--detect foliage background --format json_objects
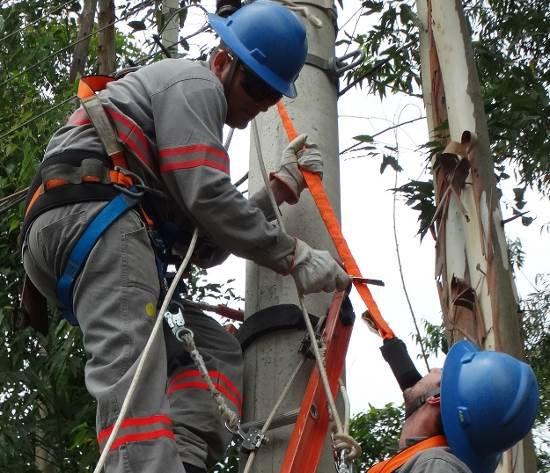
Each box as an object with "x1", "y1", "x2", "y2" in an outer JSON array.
[{"x1": 0, "y1": 0, "x2": 548, "y2": 471}]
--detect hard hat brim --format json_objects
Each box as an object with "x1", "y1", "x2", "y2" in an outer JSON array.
[
  {"x1": 208, "y1": 13, "x2": 298, "y2": 98},
  {"x1": 441, "y1": 340, "x2": 501, "y2": 473}
]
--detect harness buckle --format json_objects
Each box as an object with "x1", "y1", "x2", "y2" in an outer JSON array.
[
  {"x1": 112, "y1": 166, "x2": 145, "y2": 198},
  {"x1": 232, "y1": 424, "x2": 269, "y2": 453},
  {"x1": 163, "y1": 303, "x2": 188, "y2": 342}
]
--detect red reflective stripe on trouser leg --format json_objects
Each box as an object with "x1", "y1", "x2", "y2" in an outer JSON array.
[
  {"x1": 167, "y1": 369, "x2": 242, "y2": 407},
  {"x1": 97, "y1": 414, "x2": 176, "y2": 451},
  {"x1": 22, "y1": 202, "x2": 187, "y2": 472},
  {"x1": 167, "y1": 379, "x2": 242, "y2": 414},
  {"x1": 97, "y1": 414, "x2": 173, "y2": 443},
  {"x1": 164, "y1": 307, "x2": 244, "y2": 468}
]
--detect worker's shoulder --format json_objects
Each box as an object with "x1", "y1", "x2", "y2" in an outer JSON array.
[
  {"x1": 398, "y1": 447, "x2": 472, "y2": 473},
  {"x1": 136, "y1": 58, "x2": 222, "y2": 95}
]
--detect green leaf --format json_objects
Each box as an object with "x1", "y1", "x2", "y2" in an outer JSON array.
[{"x1": 352, "y1": 134, "x2": 374, "y2": 143}]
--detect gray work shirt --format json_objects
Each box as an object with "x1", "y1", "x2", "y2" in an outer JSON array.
[
  {"x1": 45, "y1": 58, "x2": 294, "y2": 272},
  {"x1": 398, "y1": 447, "x2": 472, "y2": 473}
]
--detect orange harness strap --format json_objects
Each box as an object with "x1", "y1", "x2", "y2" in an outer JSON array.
[
  {"x1": 25, "y1": 75, "x2": 142, "y2": 218},
  {"x1": 77, "y1": 75, "x2": 128, "y2": 170},
  {"x1": 276, "y1": 101, "x2": 394, "y2": 340},
  {"x1": 367, "y1": 436, "x2": 448, "y2": 473},
  {"x1": 77, "y1": 75, "x2": 114, "y2": 99}
]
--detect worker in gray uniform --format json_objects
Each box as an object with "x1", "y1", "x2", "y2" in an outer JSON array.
[
  {"x1": 19, "y1": 1, "x2": 349, "y2": 472},
  {"x1": 367, "y1": 340, "x2": 539, "y2": 473}
]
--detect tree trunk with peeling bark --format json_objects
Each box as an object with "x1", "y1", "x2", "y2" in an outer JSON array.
[
  {"x1": 415, "y1": 1, "x2": 537, "y2": 472},
  {"x1": 98, "y1": 0, "x2": 116, "y2": 74},
  {"x1": 69, "y1": 0, "x2": 98, "y2": 83}
]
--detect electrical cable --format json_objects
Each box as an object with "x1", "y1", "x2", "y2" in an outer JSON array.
[
  {"x1": 0, "y1": 192, "x2": 27, "y2": 216},
  {"x1": 391, "y1": 105, "x2": 430, "y2": 371},
  {"x1": 0, "y1": 95, "x2": 75, "y2": 142},
  {"x1": 0, "y1": 187, "x2": 29, "y2": 206},
  {"x1": 0, "y1": 0, "x2": 77, "y2": 44},
  {"x1": 2, "y1": 3, "x2": 210, "y2": 142},
  {"x1": 0, "y1": 1, "x2": 153, "y2": 89},
  {"x1": 232, "y1": 172, "x2": 248, "y2": 189}
]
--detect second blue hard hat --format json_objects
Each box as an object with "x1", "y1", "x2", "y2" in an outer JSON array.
[
  {"x1": 441, "y1": 340, "x2": 539, "y2": 473},
  {"x1": 208, "y1": 0, "x2": 308, "y2": 98}
]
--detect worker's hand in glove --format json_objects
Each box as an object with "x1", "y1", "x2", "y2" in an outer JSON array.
[
  {"x1": 290, "y1": 239, "x2": 350, "y2": 294},
  {"x1": 270, "y1": 134, "x2": 323, "y2": 205}
]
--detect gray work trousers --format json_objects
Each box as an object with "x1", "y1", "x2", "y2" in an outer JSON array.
[{"x1": 22, "y1": 201, "x2": 243, "y2": 473}]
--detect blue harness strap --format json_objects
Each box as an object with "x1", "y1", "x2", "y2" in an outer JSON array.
[{"x1": 56, "y1": 190, "x2": 141, "y2": 325}]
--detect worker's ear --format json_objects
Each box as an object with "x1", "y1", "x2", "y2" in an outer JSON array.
[
  {"x1": 210, "y1": 49, "x2": 232, "y2": 78},
  {"x1": 426, "y1": 394, "x2": 441, "y2": 406}
]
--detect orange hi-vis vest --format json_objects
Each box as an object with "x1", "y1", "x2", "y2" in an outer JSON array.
[{"x1": 367, "y1": 435, "x2": 448, "y2": 473}]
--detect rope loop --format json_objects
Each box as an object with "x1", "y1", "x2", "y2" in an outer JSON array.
[{"x1": 332, "y1": 432, "x2": 362, "y2": 460}]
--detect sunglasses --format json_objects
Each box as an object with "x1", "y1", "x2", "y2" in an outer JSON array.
[{"x1": 236, "y1": 60, "x2": 283, "y2": 103}]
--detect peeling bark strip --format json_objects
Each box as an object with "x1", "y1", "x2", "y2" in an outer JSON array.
[{"x1": 446, "y1": 276, "x2": 486, "y2": 347}]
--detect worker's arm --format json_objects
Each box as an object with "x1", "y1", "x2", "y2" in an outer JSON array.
[{"x1": 151, "y1": 69, "x2": 295, "y2": 273}]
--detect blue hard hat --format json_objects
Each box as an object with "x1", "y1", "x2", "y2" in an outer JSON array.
[
  {"x1": 208, "y1": 0, "x2": 308, "y2": 98},
  {"x1": 441, "y1": 340, "x2": 539, "y2": 473}
]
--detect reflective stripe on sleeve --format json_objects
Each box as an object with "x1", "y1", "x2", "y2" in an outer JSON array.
[{"x1": 159, "y1": 144, "x2": 229, "y2": 174}]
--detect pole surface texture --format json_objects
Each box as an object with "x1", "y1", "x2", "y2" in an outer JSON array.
[{"x1": 243, "y1": 2, "x2": 340, "y2": 472}]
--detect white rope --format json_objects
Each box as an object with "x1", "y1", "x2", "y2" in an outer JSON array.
[
  {"x1": 250, "y1": 118, "x2": 358, "y2": 461},
  {"x1": 93, "y1": 228, "x2": 199, "y2": 473},
  {"x1": 242, "y1": 358, "x2": 307, "y2": 473},
  {"x1": 224, "y1": 127, "x2": 235, "y2": 150},
  {"x1": 330, "y1": 381, "x2": 361, "y2": 462}
]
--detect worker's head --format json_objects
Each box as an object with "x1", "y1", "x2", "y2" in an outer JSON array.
[
  {"x1": 441, "y1": 340, "x2": 539, "y2": 473},
  {"x1": 399, "y1": 368, "x2": 443, "y2": 448},
  {"x1": 208, "y1": 0, "x2": 307, "y2": 128}
]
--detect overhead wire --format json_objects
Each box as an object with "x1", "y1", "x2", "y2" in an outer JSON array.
[
  {"x1": 0, "y1": 0, "x2": 77, "y2": 44},
  {"x1": 0, "y1": 188, "x2": 29, "y2": 217},
  {"x1": 0, "y1": 0, "x2": 153, "y2": 89},
  {"x1": 0, "y1": 6, "x2": 213, "y2": 143},
  {"x1": 0, "y1": 95, "x2": 75, "y2": 142},
  {"x1": 1, "y1": 0, "x2": 213, "y2": 141},
  {"x1": 391, "y1": 105, "x2": 430, "y2": 371}
]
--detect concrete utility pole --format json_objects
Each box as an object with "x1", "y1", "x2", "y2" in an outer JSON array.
[
  {"x1": 243, "y1": 1, "x2": 340, "y2": 472},
  {"x1": 161, "y1": 0, "x2": 180, "y2": 56},
  {"x1": 415, "y1": 1, "x2": 537, "y2": 472}
]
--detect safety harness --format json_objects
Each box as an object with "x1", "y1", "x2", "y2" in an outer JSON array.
[
  {"x1": 21, "y1": 74, "x2": 152, "y2": 325},
  {"x1": 367, "y1": 435, "x2": 448, "y2": 473}
]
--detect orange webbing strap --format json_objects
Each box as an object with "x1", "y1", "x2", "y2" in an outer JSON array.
[
  {"x1": 77, "y1": 75, "x2": 115, "y2": 100},
  {"x1": 77, "y1": 75, "x2": 128, "y2": 170},
  {"x1": 276, "y1": 101, "x2": 394, "y2": 340},
  {"x1": 367, "y1": 435, "x2": 448, "y2": 473},
  {"x1": 25, "y1": 185, "x2": 44, "y2": 216}
]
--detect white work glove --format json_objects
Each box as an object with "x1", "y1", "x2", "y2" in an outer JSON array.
[
  {"x1": 270, "y1": 133, "x2": 323, "y2": 204},
  {"x1": 290, "y1": 239, "x2": 350, "y2": 294}
]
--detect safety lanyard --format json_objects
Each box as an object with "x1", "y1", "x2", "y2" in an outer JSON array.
[{"x1": 276, "y1": 101, "x2": 395, "y2": 340}]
